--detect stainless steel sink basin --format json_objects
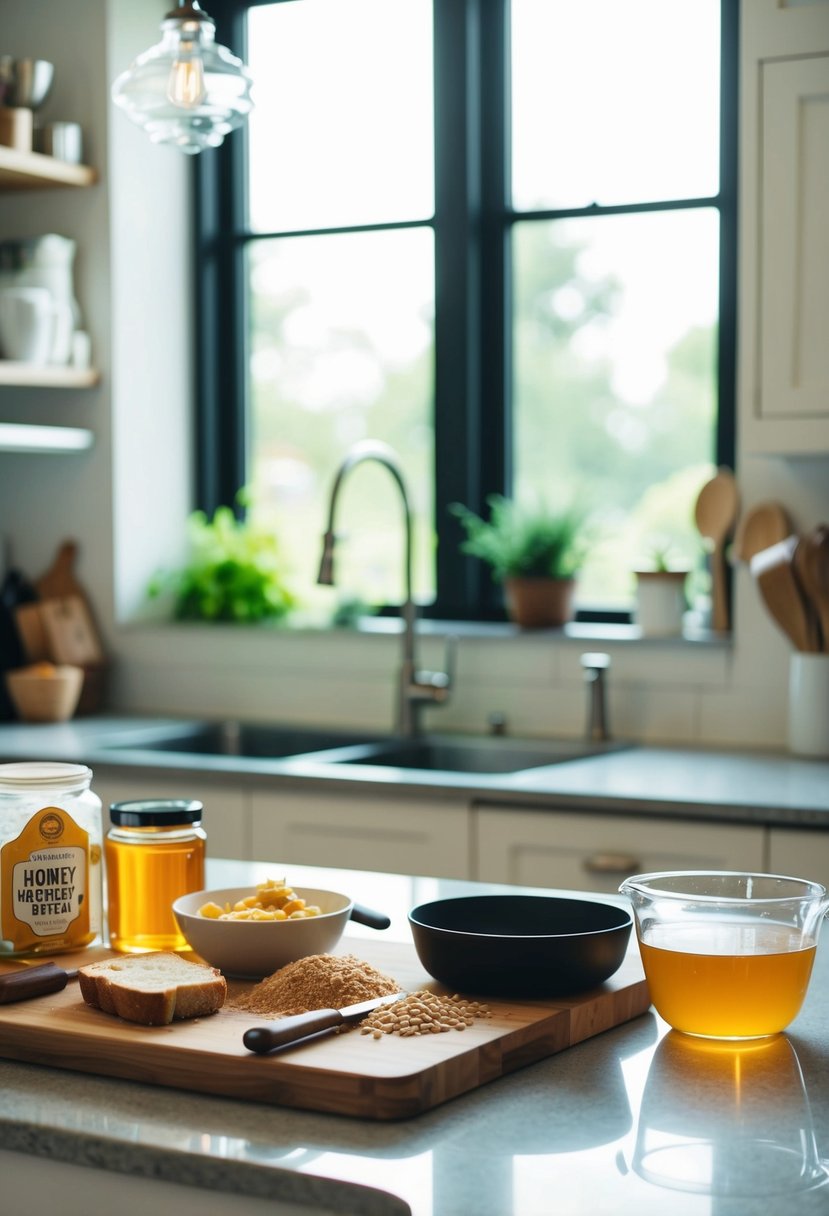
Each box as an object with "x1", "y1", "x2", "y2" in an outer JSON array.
[
  {"x1": 325, "y1": 735, "x2": 628, "y2": 775},
  {"x1": 99, "y1": 721, "x2": 381, "y2": 760}
]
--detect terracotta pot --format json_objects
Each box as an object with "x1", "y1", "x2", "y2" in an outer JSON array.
[{"x1": 503, "y1": 577, "x2": 575, "y2": 629}]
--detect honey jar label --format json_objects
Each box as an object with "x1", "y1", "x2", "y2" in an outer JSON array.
[{"x1": 0, "y1": 805, "x2": 91, "y2": 951}]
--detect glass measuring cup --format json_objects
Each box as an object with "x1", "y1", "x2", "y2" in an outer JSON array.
[{"x1": 619, "y1": 871, "x2": 829, "y2": 1039}]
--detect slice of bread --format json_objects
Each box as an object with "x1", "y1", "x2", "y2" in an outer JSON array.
[{"x1": 78, "y1": 952, "x2": 227, "y2": 1026}]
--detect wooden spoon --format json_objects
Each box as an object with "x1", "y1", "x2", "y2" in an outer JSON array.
[
  {"x1": 694, "y1": 468, "x2": 739, "y2": 632},
  {"x1": 732, "y1": 501, "x2": 792, "y2": 563},
  {"x1": 750, "y1": 536, "x2": 816, "y2": 652},
  {"x1": 799, "y1": 525, "x2": 829, "y2": 652},
  {"x1": 792, "y1": 537, "x2": 823, "y2": 653}
]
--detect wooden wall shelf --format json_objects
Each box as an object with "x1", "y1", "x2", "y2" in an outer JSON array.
[
  {"x1": 0, "y1": 362, "x2": 100, "y2": 388},
  {"x1": 0, "y1": 145, "x2": 97, "y2": 191}
]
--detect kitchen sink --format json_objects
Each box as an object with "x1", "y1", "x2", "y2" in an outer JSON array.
[
  {"x1": 99, "y1": 720, "x2": 381, "y2": 760},
  {"x1": 320, "y1": 735, "x2": 629, "y2": 775}
]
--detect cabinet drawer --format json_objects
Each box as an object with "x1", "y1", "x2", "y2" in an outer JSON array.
[
  {"x1": 768, "y1": 828, "x2": 829, "y2": 887},
  {"x1": 474, "y1": 805, "x2": 766, "y2": 894},
  {"x1": 251, "y1": 789, "x2": 470, "y2": 879}
]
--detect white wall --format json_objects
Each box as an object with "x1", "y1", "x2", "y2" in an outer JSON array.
[{"x1": 0, "y1": 0, "x2": 827, "y2": 752}]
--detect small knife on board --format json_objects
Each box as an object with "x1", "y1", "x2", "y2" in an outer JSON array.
[
  {"x1": 243, "y1": 991, "x2": 406, "y2": 1055},
  {"x1": 0, "y1": 962, "x2": 79, "y2": 1004}
]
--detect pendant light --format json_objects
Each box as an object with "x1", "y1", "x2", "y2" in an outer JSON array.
[{"x1": 111, "y1": 1, "x2": 253, "y2": 155}]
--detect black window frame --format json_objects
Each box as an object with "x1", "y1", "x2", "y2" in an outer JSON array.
[{"x1": 196, "y1": 0, "x2": 738, "y2": 624}]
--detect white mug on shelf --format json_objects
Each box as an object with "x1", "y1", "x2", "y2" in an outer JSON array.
[{"x1": 788, "y1": 653, "x2": 829, "y2": 758}]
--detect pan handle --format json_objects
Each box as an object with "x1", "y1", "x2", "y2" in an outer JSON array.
[{"x1": 349, "y1": 902, "x2": 391, "y2": 930}]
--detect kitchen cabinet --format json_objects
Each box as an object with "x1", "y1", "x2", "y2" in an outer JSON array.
[
  {"x1": 768, "y1": 827, "x2": 829, "y2": 887},
  {"x1": 92, "y1": 770, "x2": 251, "y2": 862},
  {"x1": 740, "y1": 0, "x2": 829, "y2": 454},
  {"x1": 473, "y1": 804, "x2": 766, "y2": 894},
  {"x1": 251, "y1": 787, "x2": 471, "y2": 879}
]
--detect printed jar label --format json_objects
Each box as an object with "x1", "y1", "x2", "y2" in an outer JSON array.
[{"x1": 1, "y1": 806, "x2": 90, "y2": 950}]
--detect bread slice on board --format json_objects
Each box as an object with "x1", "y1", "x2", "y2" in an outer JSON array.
[{"x1": 78, "y1": 953, "x2": 227, "y2": 1026}]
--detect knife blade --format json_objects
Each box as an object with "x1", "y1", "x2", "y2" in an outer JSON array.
[
  {"x1": 243, "y1": 991, "x2": 406, "y2": 1055},
  {"x1": 0, "y1": 962, "x2": 79, "y2": 1004}
]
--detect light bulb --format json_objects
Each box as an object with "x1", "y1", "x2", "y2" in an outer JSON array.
[{"x1": 167, "y1": 54, "x2": 206, "y2": 108}]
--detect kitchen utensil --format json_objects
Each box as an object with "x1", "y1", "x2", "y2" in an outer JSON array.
[
  {"x1": 243, "y1": 992, "x2": 406, "y2": 1054},
  {"x1": 0, "y1": 105, "x2": 32, "y2": 151},
  {"x1": 0, "y1": 58, "x2": 54, "y2": 109},
  {"x1": 732, "y1": 500, "x2": 792, "y2": 563},
  {"x1": 792, "y1": 536, "x2": 823, "y2": 652},
  {"x1": 173, "y1": 886, "x2": 391, "y2": 978},
  {"x1": 0, "y1": 961, "x2": 78, "y2": 1004},
  {"x1": 5, "y1": 662, "x2": 84, "y2": 722},
  {"x1": 797, "y1": 526, "x2": 829, "y2": 651},
  {"x1": 407, "y1": 894, "x2": 632, "y2": 997},
  {"x1": 694, "y1": 468, "x2": 739, "y2": 631},
  {"x1": 619, "y1": 870, "x2": 829, "y2": 1039},
  {"x1": 788, "y1": 653, "x2": 829, "y2": 758},
  {"x1": 750, "y1": 536, "x2": 817, "y2": 652}
]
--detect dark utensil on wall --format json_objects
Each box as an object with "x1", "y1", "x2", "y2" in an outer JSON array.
[{"x1": 408, "y1": 894, "x2": 632, "y2": 998}]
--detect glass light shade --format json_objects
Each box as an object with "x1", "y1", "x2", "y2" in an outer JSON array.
[{"x1": 111, "y1": 4, "x2": 253, "y2": 154}]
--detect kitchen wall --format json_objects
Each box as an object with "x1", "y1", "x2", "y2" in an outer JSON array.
[{"x1": 0, "y1": 0, "x2": 827, "y2": 752}]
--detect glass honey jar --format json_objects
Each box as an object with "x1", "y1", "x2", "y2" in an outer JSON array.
[
  {"x1": 0, "y1": 761, "x2": 103, "y2": 958},
  {"x1": 105, "y1": 799, "x2": 205, "y2": 954}
]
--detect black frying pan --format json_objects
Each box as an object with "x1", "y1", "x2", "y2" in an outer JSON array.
[{"x1": 408, "y1": 894, "x2": 632, "y2": 998}]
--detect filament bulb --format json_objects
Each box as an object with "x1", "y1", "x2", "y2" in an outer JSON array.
[{"x1": 167, "y1": 53, "x2": 206, "y2": 107}]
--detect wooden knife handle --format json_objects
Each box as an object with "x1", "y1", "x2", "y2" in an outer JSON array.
[
  {"x1": 0, "y1": 962, "x2": 72, "y2": 1004},
  {"x1": 243, "y1": 1008, "x2": 345, "y2": 1054}
]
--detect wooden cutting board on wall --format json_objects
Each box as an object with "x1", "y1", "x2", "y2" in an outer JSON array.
[{"x1": 0, "y1": 939, "x2": 650, "y2": 1120}]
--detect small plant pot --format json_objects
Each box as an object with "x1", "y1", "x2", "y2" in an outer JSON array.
[
  {"x1": 634, "y1": 571, "x2": 688, "y2": 637},
  {"x1": 503, "y1": 577, "x2": 575, "y2": 629}
]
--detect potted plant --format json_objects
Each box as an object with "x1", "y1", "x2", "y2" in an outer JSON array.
[
  {"x1": 451, "y1": 495, "x2": 586, "y2": 628},
  {"x1": 633, "y1": 544, "x2": 689, "y2": 637},
  {"x1": 149, "y1": 501, "x2": 296, "y2": 623}
]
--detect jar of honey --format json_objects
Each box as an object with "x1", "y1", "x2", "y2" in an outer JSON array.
[
  {"x1": 0, "y1": 761, "x2": 103, "y2": 958},
  {"x1": 105, "y1": 799, "x2": 205, "y2": 954}
]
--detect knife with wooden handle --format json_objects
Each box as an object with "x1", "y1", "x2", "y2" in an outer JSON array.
[
  {"x1": 0, "y1": 962, "x2": 79, "y2": 1004},
  {"x1": 243, "y1": 991, "x2": 405, "y2": 1054}
]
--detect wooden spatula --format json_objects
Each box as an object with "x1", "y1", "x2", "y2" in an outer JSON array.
[
  {"x1": 732, "y1": 501, "x2": 792, "y2": 563},
  {"x1": 694, "y1": 468, "x2": 739, "y2": 632},
  {"x1": 750, "y1": 536, "x2": 818, "y2": 652}
]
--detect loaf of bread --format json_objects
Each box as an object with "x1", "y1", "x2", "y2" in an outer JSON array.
[{"x1": 78, "y1": 952, "x2": 227, "y2": 1026}]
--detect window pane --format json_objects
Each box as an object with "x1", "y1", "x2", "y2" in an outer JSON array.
[
  {"x1": 511, "y1": 0, "x2": 721, "y2": 209},
  {"x1": 248, "y1": 0, "x2": 434, "y2": 233},
  {"x1": 512, "y1": 210, "x2": 719, "y2": 606},
  {"x1": 248, "y1": 229, "x2": 435, "y2": 613}
]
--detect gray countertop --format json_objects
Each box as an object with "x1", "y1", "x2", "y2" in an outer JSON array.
[
  {"x1": 1, "y1": 858, "x2": 828, "y2": 1216},
  {"x1": 0, "y1": 714, "x2": 828, "y2": 826}
]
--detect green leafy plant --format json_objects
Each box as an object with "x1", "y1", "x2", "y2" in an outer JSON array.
[
  {"x1": 450, "y1": 495, "x2": 587, "y2": 582},
  {"x1": 149, "y1": 504, "x2": 296, "y2": 623}
]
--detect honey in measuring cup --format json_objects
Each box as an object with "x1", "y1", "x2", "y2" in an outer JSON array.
[
  {"x1": 619, "y1": 871, "x2": 828, "y2": 1040},
  {"x1": 105, "y1": 799, "x2": 205, "y2": 953}
]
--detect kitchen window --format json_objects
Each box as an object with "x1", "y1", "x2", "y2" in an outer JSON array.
[{"x1": 197, "y1": 0, "x2": 737, "y2": 623}]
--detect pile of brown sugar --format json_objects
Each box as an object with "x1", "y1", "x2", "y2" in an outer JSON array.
[{"x1": 231, "y1": 953, "x2": 403, "y2": 1017}]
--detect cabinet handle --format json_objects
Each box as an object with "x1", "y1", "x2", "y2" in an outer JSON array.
[{"x1": 582, "y1": 852, "x2": 641, "y2": 876}]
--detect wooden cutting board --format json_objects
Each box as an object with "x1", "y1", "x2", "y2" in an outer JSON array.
[{"x1": 0, "y1": 938, "x2": 650, "y2": 1120}]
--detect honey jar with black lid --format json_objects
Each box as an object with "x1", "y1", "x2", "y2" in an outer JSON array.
[{"x1": 105, "y1": 798, "x2": 205, "y2": 954}]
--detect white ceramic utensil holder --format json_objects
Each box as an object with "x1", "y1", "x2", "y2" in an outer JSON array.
[
  {"x1": 634, "y1": 571, "x2": 688, "y2": 637},
  {"x1": 788, "y1": 653, "x2": 829, "y2": 758}
]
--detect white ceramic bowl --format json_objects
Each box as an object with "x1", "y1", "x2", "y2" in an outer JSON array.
[{"x1": 172, "y1": 886, "x2": 355, "y2": 979}]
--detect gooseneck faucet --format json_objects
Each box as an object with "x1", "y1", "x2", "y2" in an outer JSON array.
[{"x1": 317, "y1": 440, "x2": 454, "y2": 737}]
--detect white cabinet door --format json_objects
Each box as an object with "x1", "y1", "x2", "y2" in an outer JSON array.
[
  {"x1": 768, "y1": 828, "x2": 829, "y2": 887},
  {"x1": 92, "y1": 769, "x2": 251, "y2": 861},
  {"x1": 474, "y1": 805, "x2": 766, "y2": 894},
  {"x1": 251, "y1": 788, "x2": 470, "y2": 879}
]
